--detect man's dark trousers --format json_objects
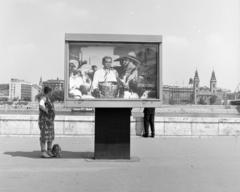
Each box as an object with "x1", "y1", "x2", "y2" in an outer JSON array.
[{"x1": 143, "y1": 108, "x2": 155, "y2": 135}]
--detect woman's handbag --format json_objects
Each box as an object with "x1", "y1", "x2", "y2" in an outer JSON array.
[{"x1": 52, "y1": 144, "x2": 61, "y2": 157}]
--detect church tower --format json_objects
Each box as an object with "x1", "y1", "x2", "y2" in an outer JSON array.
[
  {"x1": 210, "y1": 70, "x2": 217, "y2": 94},
  {"x1": 193, "y1": 70, "x2": 200, "y2": 104},
  {"x1": 39, "y1": 77, "x2": 43, "y2": 90}
]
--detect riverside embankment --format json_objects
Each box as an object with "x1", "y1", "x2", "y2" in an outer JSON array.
[{"x1": 0, "y1": 105, "x2": 239, "y2": 137}]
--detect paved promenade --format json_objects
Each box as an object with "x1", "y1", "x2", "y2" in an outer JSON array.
[{"x1": 1, "y1": 136, "x2": 240, "y2": 192}]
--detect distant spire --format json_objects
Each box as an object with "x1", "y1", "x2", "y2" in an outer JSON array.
[
  {"x1": 194, "y1": 70, "x2": 199, "y2": 78},
  {"x1": 39, "y1": 76, "x2": 43, "y2": 89},
  {"x1": 210, "y1": 70, "x2": 216, "y2": 81},
  {"x1": 39, "y1": 77, "x2": 42, "y2": 83}
]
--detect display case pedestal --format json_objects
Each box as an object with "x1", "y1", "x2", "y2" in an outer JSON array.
[{"x1": 94, "y1": 108, "x2": 131, "y2": 159}]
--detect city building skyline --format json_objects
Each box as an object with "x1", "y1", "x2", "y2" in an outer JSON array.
[
  {"x1": 163, "y1": 84, "x2": 193, "y2": 105},
  {"x1": 9, "y1": 78, "x2": 32, "y2": 101},
  {"x1": 0, "y1": 79, "x2": 43, "y2": 101},
  {"x1": 163, "y1": 70, "x2": 239, "y2": 105},
  {"x1": 39, "y1": 77, "x2": 64, "y2": 91},
  {"x1": 193, "y1": 70, "x2": 236, "y2": 104},
  {"x1": 0, "y1": 69, "x2": 239, "y2": 104}
]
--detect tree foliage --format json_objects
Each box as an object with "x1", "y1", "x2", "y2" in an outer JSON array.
[
  {"x1": 23, "y1": 97, "x2": 31, "y2": 102},
  {"x1": 198, "y1": 97, "x2": 207, "y2": 105},
  {"x1": 35, "y1": 90, "x2": 64, "y2": 102},
  {"x1": 51, "y1": 90, "x2": 64, "y2": 102},
  {"x1": 237, "y1": 105, "x2": 240, "y2": 113},
  {"x1": 209, "y1": 95, "x2": 218, "y2": 105},
  {"x1": 12, "y1": 97, "x2": 19, "y2": 101},
  {"x1": 189, "y1": 78, "x2": 193, "y2": 84},
  {"x1": 212, "y1": 99, "x2": 222, "y2": 105},
  {"x1": 0, "y1": 97, "x2": 8, "y2": 101},
  {"x1": 169, "y1": 98, "x2": 175, "y2": 105},
  {"x1": 237, "y1": 91, "x2": 240, "y2": 99},
  {"x1": 35, "y1": 92, "x2": 45, "y2": 102},
  {"x1": 187, "y1": 93, "x2": 194, "y2": 104}
]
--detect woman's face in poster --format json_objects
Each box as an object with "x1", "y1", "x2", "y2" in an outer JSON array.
[{"x1": 69, "y1": 63, "x2": 76, "y2": 73}]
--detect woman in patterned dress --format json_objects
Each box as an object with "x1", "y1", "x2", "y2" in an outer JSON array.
[{"x1": 38, "y1": 87, "x2": 55, "y2": 158}]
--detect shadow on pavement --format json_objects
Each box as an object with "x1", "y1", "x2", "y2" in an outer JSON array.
[{"x1": 3, "y1": 151, "x2": 94, "y2": 159}]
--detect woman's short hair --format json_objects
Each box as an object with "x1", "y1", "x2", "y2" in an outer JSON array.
[
  {"x1": 43, "y1": 87, "x2": 52, "y2": 94},
  {"x1": 102, "y1": 56, "x2": 112, "y2": 64}
]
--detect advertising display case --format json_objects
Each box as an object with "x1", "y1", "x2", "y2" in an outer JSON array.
[
  {"x1": 64, "y1": 34, "x2": 163, "y2": 159},
  {"x1": 64, "y1": 33, "x2": 162, "y2": 108}
]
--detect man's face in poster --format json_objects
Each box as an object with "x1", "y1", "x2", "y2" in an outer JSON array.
[
  {"x1": 123, "y1": 58, "x2": 130, "y2": 67},
  {"x1": 103, "y1": 57, "x2": 112, "y2": 69}
]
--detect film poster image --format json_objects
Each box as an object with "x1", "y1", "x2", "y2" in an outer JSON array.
[{"x1": 68, "y1": 43, "x2": 158, "y2": 100}]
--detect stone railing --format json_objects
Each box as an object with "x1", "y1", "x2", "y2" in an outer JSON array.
[
  {"x1": 0, "y1": 115, "x2": 240, "y2": 137},
  {"x1": 0, "y1": 104, "x2": 239, "y2": 113},
  {"x1": 135, "y1": 117, "x2": 240, "y2": 136}
]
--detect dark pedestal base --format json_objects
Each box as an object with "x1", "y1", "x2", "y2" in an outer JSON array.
[{"x1": 94, "y1": 108, "x2": 131, "y2": 159}]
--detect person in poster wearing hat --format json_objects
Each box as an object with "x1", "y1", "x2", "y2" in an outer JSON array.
[
  {"x1": 69, "y1": 60, "x2": 91, "y2": 99},
  {"x1": 69, "y1": 61, "x2": 82, "y2": 98},
  {"x1": 114, "y1": 52, "x2": 141, "y2": 98}
]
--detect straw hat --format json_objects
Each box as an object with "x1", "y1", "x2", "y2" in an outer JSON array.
[{"x1": 114, "y1": 52, "x2": 141, "y2": 64}]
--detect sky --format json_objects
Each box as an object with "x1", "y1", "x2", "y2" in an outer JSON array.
[{"x1": 0, "y1": 0, "x2": 239, "y2": 92}]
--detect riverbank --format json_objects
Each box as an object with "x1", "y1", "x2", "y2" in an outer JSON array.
[{"x1": 0, "y1": 104, "x2": 239, "y2": 115}]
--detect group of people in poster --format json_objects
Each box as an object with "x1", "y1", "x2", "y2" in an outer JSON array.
[{"x1": 69, "y1": 46, "x2": 157, "y2": 100}]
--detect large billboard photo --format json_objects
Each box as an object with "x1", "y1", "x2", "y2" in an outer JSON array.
[{"x1": 65, "y1": 34, "x2": 162, "y2": 108}]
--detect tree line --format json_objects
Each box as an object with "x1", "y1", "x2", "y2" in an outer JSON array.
[{"x1": 35, "y1": 90, "x2": 64, "y2": 102}]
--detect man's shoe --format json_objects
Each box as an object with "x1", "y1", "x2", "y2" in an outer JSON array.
[
  {"x1": 142, "y1": 134, "x2": 148, "y2": 138},
  {"x1": 150, "y1": 133, "x2": 155, "y2": 138}
]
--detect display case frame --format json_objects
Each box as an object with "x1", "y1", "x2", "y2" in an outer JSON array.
[{"x1": 64, "y1": 33, "x2": 162, "y2": 108}]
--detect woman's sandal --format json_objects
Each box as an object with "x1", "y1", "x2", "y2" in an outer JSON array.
[
  {"x1": 47, "y1": 150, "x2": 54, "y2": 157},
  {"x1": 41, "y1": 151, "x2": 51, "y2": 158}
]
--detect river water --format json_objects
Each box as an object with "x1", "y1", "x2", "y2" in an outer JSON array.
[{"x1": 0, "y1": 110, "x2": 93, "y2": 116}]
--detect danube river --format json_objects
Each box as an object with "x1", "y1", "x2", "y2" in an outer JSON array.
[{"x1": 0, "y1": 110, "x2": 93, "y2": 116}]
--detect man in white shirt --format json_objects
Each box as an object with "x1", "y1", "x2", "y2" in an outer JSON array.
[{"x1": 92, "y1": 56, "x2": 118, "y2": 97}]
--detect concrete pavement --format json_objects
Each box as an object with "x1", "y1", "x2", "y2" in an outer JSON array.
[{"x1": 1, "y1": 136, "x2": 240, "y2": 192}]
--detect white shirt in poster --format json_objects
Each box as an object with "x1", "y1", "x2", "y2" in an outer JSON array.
[{"x1": 92, "y1": 69, "x2": 117, "y2": 90}]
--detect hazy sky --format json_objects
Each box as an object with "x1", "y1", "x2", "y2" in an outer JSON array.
[{"x1": 0, "y1": 0, "x2": 239, "y2": 91}]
